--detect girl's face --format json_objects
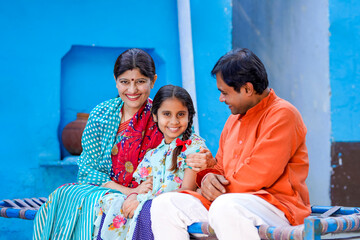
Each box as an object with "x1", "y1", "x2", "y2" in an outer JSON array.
[
  {"x1": 153, "y1": 97, "x2": 189, "y2": 144},
  {"x1": 115, "y1": 68, "x2": 156, "y2": 114}
]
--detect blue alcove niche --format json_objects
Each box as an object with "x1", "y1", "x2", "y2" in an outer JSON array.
[{"x1": 59, "y1": 45, "x2": 165, "y2": 159}]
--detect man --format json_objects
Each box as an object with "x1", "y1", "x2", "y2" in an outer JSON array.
[{"x1": 151, "y1": 48, "x2": 311, "y2": 240}]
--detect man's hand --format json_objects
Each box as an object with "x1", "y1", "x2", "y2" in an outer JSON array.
[
  {"x1": 201, "y1": 173, "x2": 229, "y2": 201},
  {"x1": 186, "y1": 148, "x2": 217, "y2": 172},
  {"x1": 122, "y1": 194, "x2": 140, "y2": 218},
  {"x1": 134, "y1": 177, "x2": 153, "y2": 194}
]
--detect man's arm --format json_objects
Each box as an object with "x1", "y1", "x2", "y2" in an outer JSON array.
[{"x1": 197, "y1": 118, "x2": 231, "y2": 201}]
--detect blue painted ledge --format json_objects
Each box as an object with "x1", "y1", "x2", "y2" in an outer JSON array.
[{"x1": 40, "y1": 156, "x2": 78, "y2": 167}]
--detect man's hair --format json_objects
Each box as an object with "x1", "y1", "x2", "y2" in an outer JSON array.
[{"x1": 211, "y1": 48, "x2": 269, "y2": 94}]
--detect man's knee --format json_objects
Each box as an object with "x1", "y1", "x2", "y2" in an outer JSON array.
[
  {"x1": 209, "y1": 194, "x2": 233, "y2": 217},
  {"x1": 152, "y1": 192, "x2": 208, "y2": 225},
  {"x1": 151, "y1": 192, "x2": 177, "y2": 214},
  {"x1": 209, "y1": 193, "x2": 253, "y2": 221}
]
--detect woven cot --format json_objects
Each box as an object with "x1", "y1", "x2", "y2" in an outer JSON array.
[
  {"x1": 1, "y1": 199, "x2": 360, "y2": 240},
  {"x1": 187, "y1": 206, "x2": 360, "y2": 240},
  {"x1": 0, "y1": 197, "x2": 46, "y2": 220}
]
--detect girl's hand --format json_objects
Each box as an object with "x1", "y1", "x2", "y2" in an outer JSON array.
[
  {"x1": 134, "y1": 177, "x2": 153, "y2": 194},
  {"x1": 122, "y1": 194, "x2": 140, "y2": 218},
  {"x1": 186, "y1": 148, "x2": 217, "y2": 172}
]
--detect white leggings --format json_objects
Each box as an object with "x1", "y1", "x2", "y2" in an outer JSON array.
[{"x1": 151, "y1": 192, "x2": 290, "y2": 240}]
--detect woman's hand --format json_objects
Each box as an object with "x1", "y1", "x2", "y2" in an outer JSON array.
[
  {"x1": 185, "y1": 148, "x2": 217, "y2": 172},
  {"x1": 122, "y1": 194, "x2": 140, "y2": 218},
  {"x1": 133, "y1": 177, "x2": 153, "y2": 194}
]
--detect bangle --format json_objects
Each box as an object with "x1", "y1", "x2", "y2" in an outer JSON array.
[{"x1": 125, "y1": 192, "x2": 138, "y2": 200}]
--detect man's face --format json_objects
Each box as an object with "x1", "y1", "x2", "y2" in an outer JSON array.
[{"x1": 216, "y1": 73, "x2": 253, "y2": 115}]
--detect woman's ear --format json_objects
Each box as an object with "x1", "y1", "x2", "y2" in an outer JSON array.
[
  {"x1": 151, "y1": 74, "x2": 157, "y2": 89},
  {"x1": 152, "y1": 113, "x2": 157, "y2": 122},
  {"x1": 114, "y1": 75, "x2": 117, "y2": 83}
]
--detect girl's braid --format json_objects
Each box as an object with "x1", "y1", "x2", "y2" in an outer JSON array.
[{"x1": 169, "y1": 118, "x2": 193, "y2": 172}]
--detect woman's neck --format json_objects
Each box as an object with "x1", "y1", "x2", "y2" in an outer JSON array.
[{"x1": 121, "y1": 105, "x2": 138, "y2": 123}]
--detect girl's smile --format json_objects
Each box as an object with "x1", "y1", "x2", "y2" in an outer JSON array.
[{"x1": 153, "y1": 97, "x2": 189, "y2": 144}]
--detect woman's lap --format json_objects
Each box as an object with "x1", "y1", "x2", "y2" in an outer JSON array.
[
  {"x1": 33, "y1": 183, "x2": 156, "y2": 240},
  {"x1": 33, "y1": 183, "x2": 110, "y2": 240}
]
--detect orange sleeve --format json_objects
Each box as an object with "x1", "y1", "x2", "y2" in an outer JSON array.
[
  {"x1": 214, "y1": 116, "x2": 232, "y2": 174},
  {"x1": 226, "y1": 108, "x2": 307, "y2": 193},
  {"x1": 195, "y1": 168, "x2": 222, "y2": 187},
  {"x1": 195, "y1": 117, "x2": 233, "y2": 185}
]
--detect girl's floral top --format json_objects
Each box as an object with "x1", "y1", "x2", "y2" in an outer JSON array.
[
  {"x1": 93, "y1": 133, "x2": 206, "y2": 240},
  {"x1": 134, "y1": 133, "x2": 206, "y2": 203}
]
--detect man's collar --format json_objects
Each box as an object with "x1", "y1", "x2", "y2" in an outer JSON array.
[{"x1": 237, "y1": 89, "x2": 277, "y2": 120}]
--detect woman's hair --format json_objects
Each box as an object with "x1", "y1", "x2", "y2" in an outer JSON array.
[
  {"x1": 151, "y1": 85, "x2": 195, "y2": 172},
  {"x1": 114, "y1": 48, "x2": 156, "y2": 81}
]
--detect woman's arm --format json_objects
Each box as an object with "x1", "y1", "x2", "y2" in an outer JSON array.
[
  {"x1": 77, "y1": 101, "x2": 116, "y2": 185},
  {"x1": 102, "y1": 177, "x2": 153, "y2": 195},
  {"x1": 77, "y1": 147, "x2": 112, "y2": 185}
]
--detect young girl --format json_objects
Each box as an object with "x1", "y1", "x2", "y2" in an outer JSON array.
[{"x1": 93, "y1": 85, "x2": 207, "y2": 240}]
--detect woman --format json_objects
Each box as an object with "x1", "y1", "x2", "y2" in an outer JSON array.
[{"x1": 33, "y1": 48, "x2": 163, "y2": 240}]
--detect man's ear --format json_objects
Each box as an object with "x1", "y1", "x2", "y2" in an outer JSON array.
[{"x1": 243, "y1": 82, "x2": 255, "y2": 95}]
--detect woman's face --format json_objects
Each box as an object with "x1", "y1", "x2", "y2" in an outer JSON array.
[{"x1": 115, "y1": 68, "x2": 156, "y2": 114}]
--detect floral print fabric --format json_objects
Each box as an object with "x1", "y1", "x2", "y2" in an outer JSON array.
[
  {"x1": 110, "y1": 99, "x2": 163, "y2": 187},
  {"x1": 94, "y1": 133, "x2": 206, "y2": 240}
]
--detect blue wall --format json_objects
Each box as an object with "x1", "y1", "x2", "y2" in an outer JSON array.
[
  {"x1": 0, "y1": 1, "x2": 231, "y2": 238},
  {"x1": 191, "y1": 0, "x2": 232, "y2": 153},
  {"x1": 233, "y1": 0, "x2": 331, "y2": 205},
  {"x1": 329, "y1": 0, "x2": 360, "y2": 206},
  {"x1": 329, "y1": 0, "x2": 360, "y2": 142}
]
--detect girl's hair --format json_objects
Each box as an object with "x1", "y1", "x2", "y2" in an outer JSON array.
[
  {"x1": 114, "y1": 48, "x2": 156, "y2": 81},
  {"x1": 151, "y1": 85, "x2": 195, "y2": 172}
]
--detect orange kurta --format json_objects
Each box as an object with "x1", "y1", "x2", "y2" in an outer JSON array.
[{"x1": 187, "y1": 89, "x2": 311, "y2": 226}]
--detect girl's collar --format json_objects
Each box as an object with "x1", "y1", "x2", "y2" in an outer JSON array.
[{"x1": 159, "y1": 134, "x2": 184, "y2": 148}]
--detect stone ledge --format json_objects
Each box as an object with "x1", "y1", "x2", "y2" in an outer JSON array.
[{"x1": 40, "y1": 156, "x2": 78, "y2": 167}]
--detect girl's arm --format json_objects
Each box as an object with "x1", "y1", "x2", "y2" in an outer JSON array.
[{"x1": 175, "y1": 168, "x2": 197, "y2": 192}]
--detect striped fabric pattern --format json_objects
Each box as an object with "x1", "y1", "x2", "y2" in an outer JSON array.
[
  {"x1": 33, "y1": 98, "x2": 124, "y2": 240},
  {"x1": 33, "y1": 183, "x2": 114, "y2": 240}
]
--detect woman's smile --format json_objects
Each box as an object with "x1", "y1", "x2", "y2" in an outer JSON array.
[
  {"x1": 116, "y1": 68, "x2": 154, "y2": 115},
  {"x1": 125, "y1": 94, "x2": 141, "y2": 101}
]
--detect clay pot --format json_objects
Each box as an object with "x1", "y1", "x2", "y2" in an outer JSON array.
[{"x1": 62, "y1": 113, "x2": 89, "y2": 155}]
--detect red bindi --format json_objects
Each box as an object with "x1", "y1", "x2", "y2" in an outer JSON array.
[{"x1": 131, "y1": 78, "x2": 135, "y2": 81}]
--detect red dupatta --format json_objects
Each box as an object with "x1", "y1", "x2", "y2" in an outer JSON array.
[{"x1": 110, "y1": 99, "x2": 163, "y2": 187}]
